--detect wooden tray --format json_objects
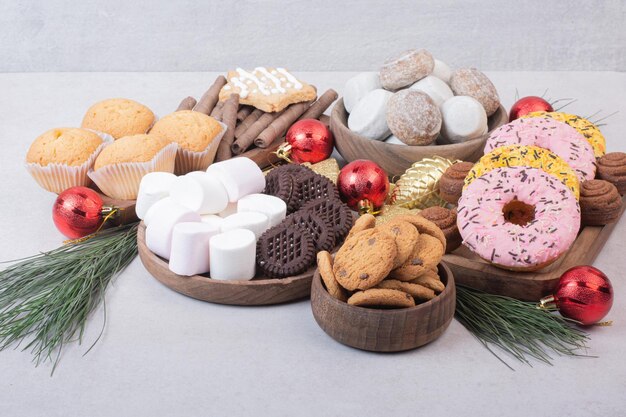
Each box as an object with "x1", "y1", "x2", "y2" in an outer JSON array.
[
  {"x1": 331, "y1": 98, "x2": 509, "y2": 177},
  {"x1": 137, "y1": 222, "x2": 314, "y2": 306},
  {"x1": 311, "y1": 262, "x2": 456, "y2": 352},
  {"x1": 444, "y1": 196, "x2": 626, "y2": 301}
]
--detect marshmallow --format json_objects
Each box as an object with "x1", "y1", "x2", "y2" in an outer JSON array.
[
  {"x1": 432, "y1": 59, "x2": 452, "y2": 84},
  {"x1": 220, "y1": 212, "x2": 269, "y2": 239},
  {"x1": 385, "y1": 135, "x2": 407, "y2": 145},
  {"x1": 409, "y1": 75, "x2": 454, "y2": 107},
  {"x1": 237, "y1": 194, "x2": 287, "y2": 227},
  {"x1": 145, "y1": 201, "x2": 201, "y2": 260},
  {"x1": 201, "y1": 214, "x2": 224, "y2": 229},
  {"x1": 347, "y1": 89, "x2": 393, "y2": 141},
  {"x1": 209, "y1": 229, "x2": 256, "y2": 280},
  {"x1": 135, "y1": 172, "x2": 177, "y2": 219},
  {"x1": 169, "y1": 222, "x2": 220, "y2": 276},
  {"x1": 170, "y1": 171, "x2": 229, "y2": 214},
  {"x1": 207, "y1": 157, "x2": 265, "y2": 202},
  {"x1": 143, "y1": 197, "x2": 173, "y2": 227},
  {"x1": 343, "y1": 72, "x2": 382, "y2": 113},
  {"x1": 440, "y1": 96, "x2": 488, "y2": 144},
  {"x1": 219, "y1": 202, "x2": 238, "y2": 218}
]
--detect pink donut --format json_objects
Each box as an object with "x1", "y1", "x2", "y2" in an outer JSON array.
[
  {"x1": 485, "y1": 117, "x2": 596, "y2": 181},
  {"x1": 457, "y1": 166, "x2": 580, "y2": 271}
]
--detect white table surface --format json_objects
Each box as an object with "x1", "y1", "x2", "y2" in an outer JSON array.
[{"x1": 0, "y1": 72, "x2": 624, "y2": 417}]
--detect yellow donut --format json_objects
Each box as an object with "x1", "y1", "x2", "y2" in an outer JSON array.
[
  {"x1": 465, "y1": 145, "x2": 580, "y2": 199},
  {"x1": 524, "y1": 111, "x2": 606, "y2": 157}
]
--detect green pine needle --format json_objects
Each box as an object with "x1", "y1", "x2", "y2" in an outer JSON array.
[
  {"x1": 0, "y1": 223, "x2": 138, "y2": 372},
  {"x1": 455, "y1": 285, "x2": 591, "y2": 370}
]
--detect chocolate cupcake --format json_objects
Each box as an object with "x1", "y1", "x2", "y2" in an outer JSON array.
[
  {"x1": 439, "y1": 161, "x2": 474, "y2": 205},
  {"x1": 418, "y1": 206, "x2": 462, "y2": 253},
  {"x1": 597, "y1": 152, "x2": 626, "y2": 195},
  {"x1": 579, "y1": 180, "x2": 623, "y2": 226}
]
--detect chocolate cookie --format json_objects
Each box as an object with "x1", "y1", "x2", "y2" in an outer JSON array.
[
  {"x1": 286, "y1": 210, "x2": 335, "y2": 252},
  {"x1": 298, "y1": 172, "x2": 339, "y2": 204},
  {"x1": 597, "y1": 152, "x2": 626, "y2": 195},
  {"x1": 333, "y1": 228, "x2": 397, "y2": 291},
  {"x1": 347, "y1": 288, "x2": 415, "y2": 309},
  {"x1": 579, "y1": 180, "x2": 623, "y2": 226},
  {"x1": 264, "y1": 169, "x2": 301, "y2": 213},
  {"x1": 419, "y1": 206, "x2": 462, "y2": 253},
  {"x1": 300, "y1": 197, "x2": 354, "y2": 242},
  {"x1": 317, "y1": 251, "x2": 347, "y2": 301},
  {"x1": 256, "y1": 222, "x2": 315, "y2": 278},
  {"x1": 439, "y1": 161, "x2": 474, "y2": 205}
]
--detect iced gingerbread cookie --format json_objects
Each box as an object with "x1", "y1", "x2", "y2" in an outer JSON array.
[
  {"x1": 449, "y1": 68, "x2": 500, "y2": 116},
  {"x1": 386, "y1": 90, "x2": 442, "y2": 145},
  {"x1": 348, "y1": 89, "x2": 393, "y2": 140},
  {"x1": 439, "y1": 96, "x2": 488, "y2": 143},
  {"x1": 218, "y1": 67, "x2": 317, "y2": 113},
  {"x1": 379, "y1": 49, "x2": 434, "y2": 90},
  {"x1": 343, "y1": 72, "x2": 382, "y2": 113}
]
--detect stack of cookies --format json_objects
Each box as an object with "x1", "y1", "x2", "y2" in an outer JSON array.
[
  {"x1": 257, "y1": 164, "x2": 354, "y2": 278},
  {"x1": 317, "y1": 214, "x2": 446, "y2": 309}
]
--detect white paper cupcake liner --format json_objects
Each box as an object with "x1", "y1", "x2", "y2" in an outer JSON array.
[
  {"x1": 175, "y1": 121, "x2": 227, "y2": 175},
  {"x1": 25, "y1": 132, "x2": 114, "y2": 194},
  {"x1": 88, "y1": 142, "x2": 178, "y2": 200}
]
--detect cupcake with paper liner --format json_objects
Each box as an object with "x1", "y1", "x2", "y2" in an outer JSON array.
[
  {"x1": 25, "y1": 127, "x2": 113, "y2": 193},
  {"x1": 149, "y1": 110, "x2": 226, "y2": 174},
  {"x1": 88, "y1": 134, "x2": 177, "y2": 200},
  {"x1": 81, "y1": 98, "x2": 156, "y2": 139}
]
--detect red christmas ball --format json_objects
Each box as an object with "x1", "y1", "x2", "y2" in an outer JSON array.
[
  {"x1": 282, "y1": 119, "x2": 334, "y2": 164},
  {"x1": 509, "y1": 96, "x2": 554, "y2": 121},
  {"x1": 337, "y1": 160, "x2": 389, "y2": 213},
  {"x1": 52, "y1": 187, "x2": 104, "y2": 239},
  {"x1": 553, "y1": 266, "x2": 613, "y2": 325}
]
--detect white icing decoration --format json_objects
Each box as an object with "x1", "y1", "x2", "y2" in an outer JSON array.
[
  {"x1": 236, "y1": 67, "x2": 270, "y2": 96},
  {"x1": 223, "y1": 85, "x2": 231, "y2": 90},
  {"x1": 254, "y1": 67, "x2": 286, "y2": 94},
  {"x1": 286, "y1": 82, "x2": 292, "y2": 88},
  {"x1": 271, "y1": 70, "x2": 278, "y2": 74},
  {"x1": 231, "y1": 78, "x2": 249, "y2": 98},
  {"x1": 277, "y1": 68, "x2": 302, "y2": 89}
]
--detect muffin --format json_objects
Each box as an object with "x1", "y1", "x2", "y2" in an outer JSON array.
[
  {"x1": 150, "y1": 110, "x2": 225, "y2": 174},
  {"x1": 25, "y1": 127, "x2": 110, "y2": 193},
  {"x1": 81, "y1": 98, "x2": 155, "y2": 139},
  {"x1": 88, "y1": 134, "x2": 177, "y2": 200}
]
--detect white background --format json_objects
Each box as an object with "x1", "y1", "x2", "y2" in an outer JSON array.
[{"x1": 1, "y1": 0, "x2": 625, "y2": 72}]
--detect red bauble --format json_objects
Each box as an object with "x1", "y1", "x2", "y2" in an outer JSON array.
[
  {"x1": 509, "y1": 96, "x2": 554, "y2": 121},
  {"x1": 541, "y1": 266, "x2": 613, "y2": 325},
  {"x1": 278, "y1": 119, "x2": 334, "y2": 164},
  {"x1": 52, "y1": 187, "x2": 104, "y2": 239},
  {"x1": 337, "y1": 160, "x2": 389, "y2": 213}
]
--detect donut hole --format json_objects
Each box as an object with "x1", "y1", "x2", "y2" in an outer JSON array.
[{"x1": 502, "y1": 200, "x2": 535, "y2": 226}]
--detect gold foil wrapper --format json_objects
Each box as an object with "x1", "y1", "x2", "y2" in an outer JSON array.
[
  {"x1": 302, "y1": 158, "x2": 340, "y2": 184},
  {"x1": 389, "y1": 156, "x2": 457, "y2": 209},
  {"x1": 375, "y1": 204, "x2": 420, "y2": 224}
]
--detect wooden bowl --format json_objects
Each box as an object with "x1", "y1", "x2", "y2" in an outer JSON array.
[
  {"x1": 137, "y1": 222, "x2": 313, "y2": 306},
  {"x1": 330, "y1": 98, "x2": 509, "y2": 177},
  {"x1": 310, "y1": 262, "x2": 456, "y2": 352}
]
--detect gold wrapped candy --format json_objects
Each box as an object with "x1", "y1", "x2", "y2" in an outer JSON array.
[
  {"x1": 389, "y1": 156, "x2": 457, "y2": 209},
  {"x1": 302, "y1": 158, "x2": 340, "y2": 184}
]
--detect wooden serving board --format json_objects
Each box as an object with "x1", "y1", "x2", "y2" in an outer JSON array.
[{"x1": 444, "y1": 196, "x2": 625, "y2": 301}]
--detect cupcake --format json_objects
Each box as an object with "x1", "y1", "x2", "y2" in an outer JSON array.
[
  {"x1": 25, "y1": 127, "x2": 111, "y2": 193},
  {"x1": 150, "y1": 110, "x2": 226, "y2": 174},
  {"x1": 88, "y1": 134, "x2": 177, "y2": 200},
  {"x1": 81, "y1": 98, "x2": 155, "y2": 139}
]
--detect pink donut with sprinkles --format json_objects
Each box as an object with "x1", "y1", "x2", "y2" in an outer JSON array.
[
  {"x1": 457, "y1": 166, "x2": 580, "y2": 271},
  {"x1": 485, "y1": 117, "x2": 596, "y2": 181}
]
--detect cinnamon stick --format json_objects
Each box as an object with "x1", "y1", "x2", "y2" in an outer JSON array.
[
  {"x1": 254, "y1": 101, "x2": 312, "y2": 148},
  {"x1": 318, "y1": 114, "x2": 330, "y2": 127},
  {"x1": 234, "y1": 109, "x2": 264, "y2": 139},
  {"x1": 176, "y1": 96, "x2": 197, "y2": 111},
  {"x1": 236, "y1": 105, "x2": 254, "y2": 122},
  {"x1": 231, "y1": 110, "x2": 284, "y2": 155},
  {"x1": 215, "y1": 94, "x2": 240, "y2": 162},
  {"x1": 210, "y1": 101, "x2": 225, "y2": 121},
  {"x1": 193, "y1": 75, "x2": 227, "y2": 115},
  {"x1": 298, "y1": 89, "x2": 338, "y2": 120}
]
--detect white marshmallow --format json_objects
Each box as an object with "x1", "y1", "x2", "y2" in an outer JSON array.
[
  {"x1": 207, "y1": 157, "x2": 265, "y2": 202},
  {"x1": 347, "y1": 89, "x2": 393, "y2": 141},
  {"x1": 169, "y1": 222, "x2": 220, "y2": 276},
  {"x1": 220, "y1": 212, "x2": 269, "y2": 239},
  {"x1": 343, "y1": 72, "x2": 382, "y2": 113},
  {"x1": 209, "y1": 229, "x2": 256, "y2": 280},
  {"x1": 170, "y1": 171, "x2": 229, "y2": 215},
  {"x1": 237, "y1": 194, "x2": 287, "y2": 227},
  {"x1": 143, "y1": 197, "x2": 173, "y2": 227},
  {"x1": 219, "y1": 202, "x2": 238, "y2": 218},
  {"x1": 145, "y1": 202, "x2": 201, "y2": 260},
  {"x1": 432, "y1": 59, "x2": 452, "y2": 84},
  {"x1": 201, "y1": 214, "x2": 224, "y2": 229},
  {"x1": 409, "y1": 75, "x2": 454, "y2": 107},
  {"x1": 135, "y1": 172, "x2": 177, "y2": 220},
  {"x1": 385, "y1": 135, "x2": 407, "y2": 145},
  {"x1": 440, "y1": 96, "x2": 488, "y2": 144}
]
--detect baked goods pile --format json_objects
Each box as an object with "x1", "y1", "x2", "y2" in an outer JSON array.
[
  {"x1": 138, "y1": 158, "x2": 353, "y2": 280},
  {"x1": 317, "y1": 213, "x2": 446, "y2": 309},
  {"x1": 342, "y1": 49, "x2": 500, "y2": 145}
]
